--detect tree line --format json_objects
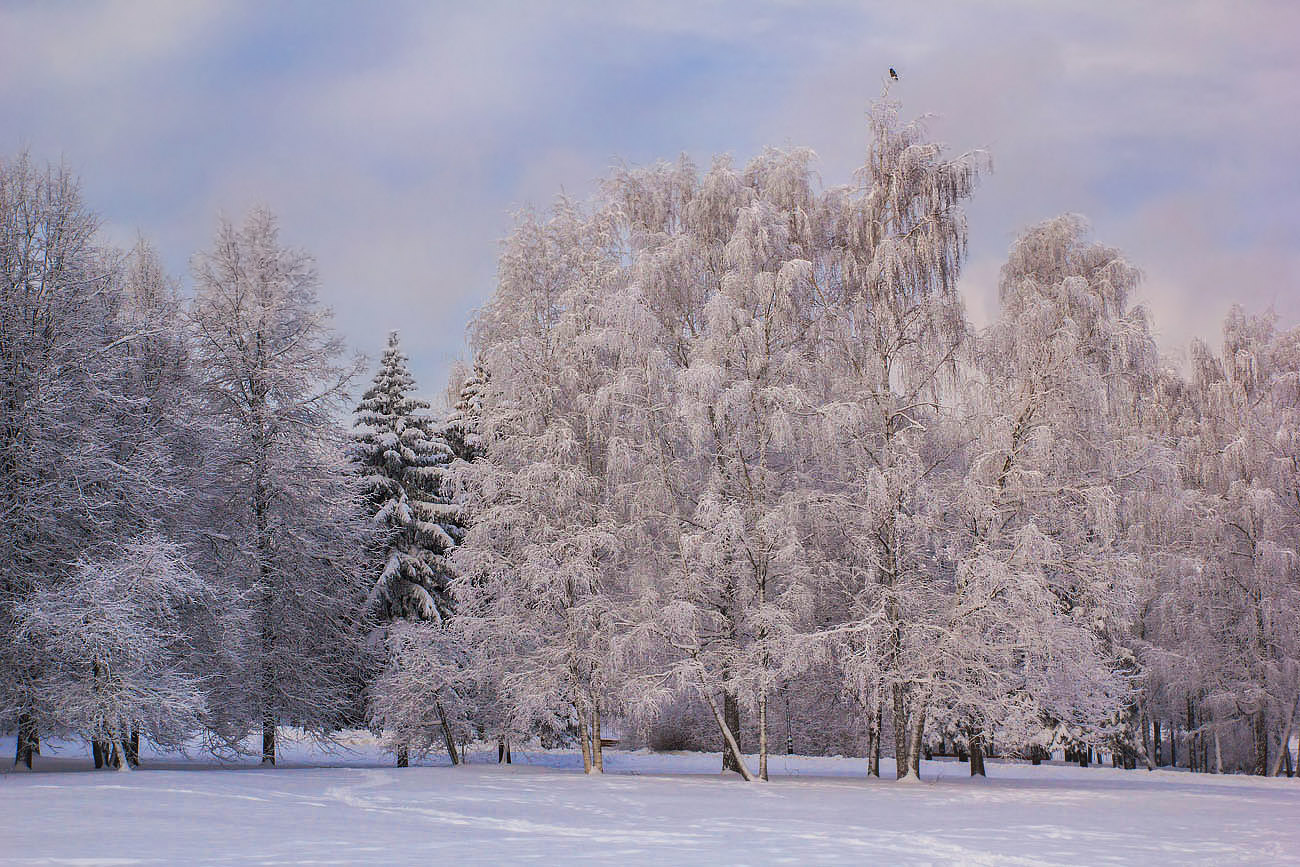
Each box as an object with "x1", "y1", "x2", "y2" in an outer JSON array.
[{"x1": 2, "y1": 97, "x2": 1297, "y2": 780}]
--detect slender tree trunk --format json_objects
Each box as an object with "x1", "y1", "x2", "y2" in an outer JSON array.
[
  {"x1": 892, "y1": 683, "x2": 909, "y2": 780},
  {"x1": 579, "y1": 713, "x2": 592, "y2": 774},
  {"x1": 867, "y1": 697, "x2": 882, "y2": 778},
  {"x1": 126, "y1": 729, "x2": 140, "y2": 767},
  {"x1": 592, "y1": 702, "x2": 604, "y2": 774},
  {"x1": 758, "y1": 687, "x2": 769, "y2": 781},
  {"x1": 396, "y1": 743, "x2": 409, "y2": 768},
  {"x1": 722, "y1": 689, "x2": 743, "y2": 775},
  {"x1": 435, "y1": 698, "x2": 460, "y2": 766},
  {"x1": 505, "y1": 740, "x2": 512, "y2": 763},
  {"x1": 701, "y1": 685, "x2": 756, "y2": 781},
  {"x1": 1213, "y1": 723, "x2": 1223, "y2": 774},
  {"x1": 1268, "y1": 693, "x2": 1299, "y2": 777},
  {"x1": 784, "y1": 689, "x2": 793, "y2": 756},
  {"x1": 1254, "y1": 710, "x2": 1269, "y2": 776}
]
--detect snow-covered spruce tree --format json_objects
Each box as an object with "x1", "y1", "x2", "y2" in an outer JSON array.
[
  {"x1": 15, "y1": 537, "x2": 212, "y2": 770},
  {"x1": 353, "y1": 331, "x2": 460, "y2": 624},
  {"x1": 444, "y1": 358, "x2": 488, "y2": 464},
  {"x1": 352, "y1": 331, "x2": 465, "y2": 766},
  {"x1": 188, "y1": 209, "x2": 374, "y2": 765}
]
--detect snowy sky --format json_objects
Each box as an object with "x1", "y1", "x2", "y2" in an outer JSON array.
[{"x1": 2, "y1": 0, "x2": 1297, "y2": 403}]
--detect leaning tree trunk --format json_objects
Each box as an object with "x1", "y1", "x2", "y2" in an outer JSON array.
[
  {"x1": 722, "y1": 688, "x2": 743, "y2": 775},
  {"x1": 435, "y1": 698, "x2": 460, "y2": 766},
  {"x1": 1268, "y1": 693, "x2": 1299, "y2": 777},
  {"x1": 701, "y1": 683, "x2": 756, "y2": 782}
]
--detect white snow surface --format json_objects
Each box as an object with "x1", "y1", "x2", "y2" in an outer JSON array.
[{"x1": 2, "y1": 733, "x2": 1297, "y2": 865}]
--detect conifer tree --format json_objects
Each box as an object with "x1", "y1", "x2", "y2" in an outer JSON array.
[
  {"x1": 444, "y1": 359, "x2": 488, "y2": 464},
  {"x1": 353, "y1": 331, "x2": 460, "y2": 623}
]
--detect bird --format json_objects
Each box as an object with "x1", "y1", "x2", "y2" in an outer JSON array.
[{"x1": 889, "y1": 67, "x2": 899, "y2": 81}]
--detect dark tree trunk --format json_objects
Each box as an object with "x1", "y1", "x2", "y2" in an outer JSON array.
[
  {"x1": 969, "y1": 733, "x2": 986, "y2": 777},
  {"x1": 93, "y1": 740, "x2": 105, "y2": 769},
  {"x1": 498, "y1": 739, "x2": 505, "y2": 763},
  {"x1": 1153, "y1": 719, "x2": 1162, "y2": 767},
  {"x1": 396, "y1": 744, "x2": 409, "y2": 767},
  {"x1": 867, "y1": 699, "x2": 882, "y2": 778},
  {"x1": 1254, "y1": 710, "x2": 1268, "y2": 776},
  {"x1": 722, "y1": 690, "x2": 743, "y2": 774},
  {"x1": 891, "y1": 684, "x2": 909, "y2": 780},
  {"x1": 14, "y1": 712, "x2": 38, "y2": 769},
  {"x1": 126, "y1": 729, "x2": 140, "y2": 767},
  {"x1": 262, "y1": 716, "x2": 276, "y2": 766},
  {"x1": 435, "y1": 699, "x2": 460, "y2": 766}
]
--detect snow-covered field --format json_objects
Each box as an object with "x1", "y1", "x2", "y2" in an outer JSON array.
[{"x1": 2, "y1": 734, "x2": 1297, "y2": 866}]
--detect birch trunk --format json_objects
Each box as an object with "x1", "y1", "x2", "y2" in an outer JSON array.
[
  {"x1": 1268, "y1": 693, "x2": 1299, "y2": 777},
  {"x1": 592, "y1": 702, "x2": 604, "y2": 774},
  {"x1": 435, "y1": 698, "x2": 460, "y2": 766},
  {"x1": 867, "y1": 697, "x2": 882, "y2": 778},
  {"x1": 579, "y1": 714, "x2": 593, "y2": 774},
  {"x1": 701, "y1": 686, "x2": 756, "y2": 781}
]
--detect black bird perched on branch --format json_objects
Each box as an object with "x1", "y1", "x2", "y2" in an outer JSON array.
[{"x1": 889, "y1": 67, "x2": 899, "y2": 81}]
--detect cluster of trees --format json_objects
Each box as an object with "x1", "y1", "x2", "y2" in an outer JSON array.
[
  {"x1": 3, "y1": 96, "x2": 1297, "y2": 781},
  {"x1": 402, "y1": 97, "x2": 1298, "y2": 780},
  {"x1": 1, "y1": 157, "x2": 372, "y2": 770}
]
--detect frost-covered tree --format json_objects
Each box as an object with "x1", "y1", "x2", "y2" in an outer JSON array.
[
  {"x1": 454, "y1": 201, "x2": 647, "y2": 774},
  {"x1": 1161, "y1": 309, "x2": 1300, "y2": 775},
  {"x1": 188, "y1": 209, "x2": 373, "y2": 764},
  {"x1": 444, "y1": 358, "x2": 488, "y2": 464},
  {"x1": 15, "y1": 537, "x2": 212, "y2": 770},
  {"x1": 804, "y1": 97, "x2": 983, "y2": 780},
  {"x1": 945, "y1": 216, "x2": 1158, "y2": 773},
  {"x1": 0, "y1": 155, "x2": 181, "y2": 768}
]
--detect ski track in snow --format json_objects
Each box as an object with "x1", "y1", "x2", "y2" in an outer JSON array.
[{"x1": 1, "y1": 737, "x2": 1297, "y2": 866}]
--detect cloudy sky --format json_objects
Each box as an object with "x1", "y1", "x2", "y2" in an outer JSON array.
[{"x1": 3, "y1": 0, "x2": 1297, "y2": 402}]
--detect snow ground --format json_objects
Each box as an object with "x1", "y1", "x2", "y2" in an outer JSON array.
[{"x1": 1, "y1": 734, "x2": 1297, "y2": 866}]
